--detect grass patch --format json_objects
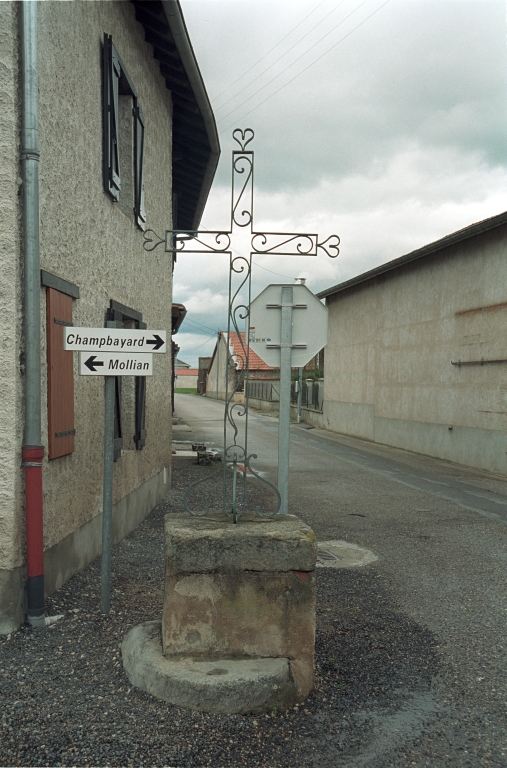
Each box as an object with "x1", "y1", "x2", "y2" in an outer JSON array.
[{"x1": 174, "y1": 388, "x2": 198, "y2": 395}]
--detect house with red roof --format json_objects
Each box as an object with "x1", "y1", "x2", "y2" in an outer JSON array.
[
  {"x1": 175, "y1": 367, "x2": 199, "y2": 391},
  {"x1": 205, "y1": 331, "x2": 279, "y2": 402}
]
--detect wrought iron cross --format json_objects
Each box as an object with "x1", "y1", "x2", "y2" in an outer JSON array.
[{"x1": 143, "y1": 129, "x2": 339, "y2": 522}]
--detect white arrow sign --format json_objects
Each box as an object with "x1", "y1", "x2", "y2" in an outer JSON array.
[
  {"x1": 64, "y1": 327, "x2": 167, "y2": 353},
  {"x1": 79, "y1": 352, "x2": 154, "y2": 376}
]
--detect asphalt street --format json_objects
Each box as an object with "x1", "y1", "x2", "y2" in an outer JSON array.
[
  {"x1": 174, "y1": 393, "x2": 507, "y2": 766},
  {"x1": 2, "y1": 394, "x2": 506, "y2": 767}
]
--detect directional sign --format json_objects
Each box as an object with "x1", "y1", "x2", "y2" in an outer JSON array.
[
  {"x1": 79, "y1": 352, "x2": 154, "y2": 376},
  {"x1": 248, "y1": 284, "x2": 328, "y2": 368},
  {"x1": 64, "y1": 327, "x2": 167, "y2": 353}
]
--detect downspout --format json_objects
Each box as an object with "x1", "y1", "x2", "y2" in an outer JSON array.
[{"x1": 20, "y1": 1, "x2": 45, "y2": 627}]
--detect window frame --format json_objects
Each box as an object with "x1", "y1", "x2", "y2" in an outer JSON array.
[
  {"x1": 106, "y1": 300, "x2": 147, "y2": 459},
  {"x1": 103, "y1": 34, "x2": 146, "y2": 229}
]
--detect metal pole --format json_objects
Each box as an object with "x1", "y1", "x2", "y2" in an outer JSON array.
[
  {"x1": 21, "y1": 0, "x2": 46, "y2": 628},
  {"x1": 216, "y1": 330, "x2": 220, "y2": 399},
  {"x1": 297, "y1": 367, "x2": 303, "y2": 423},
  {"x1": 100, "y1": 323, "x2": 116, "y2": 614},
  {"x1": 277, "y1": 286, "x2": 293, "y2": 514}
]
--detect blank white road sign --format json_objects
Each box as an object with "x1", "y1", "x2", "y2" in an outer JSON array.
[
  {"x1": 79, "y1": 352, "x2": 154, "y2": 376},
  {"x1": 248, "y1": 284, "x2": 328, "y2": 368},
  {"x1": 65, "y1": 327, "x2": 167, "y2": 353}
]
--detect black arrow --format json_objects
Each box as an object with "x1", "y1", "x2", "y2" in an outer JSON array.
[
  {"x1": 146, "y1": 334, "x2": 164, "y2": 351},
  {"x1": 84, "y1": 355, "x2": 104, "y2": 372}
]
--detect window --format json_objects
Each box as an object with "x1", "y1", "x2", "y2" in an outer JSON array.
[
  {"x1": 42, "y1": 272, "x2": 80, "y2": 460},
  {"x1": 103, "y1": 34, "x2": 146, "y2": 229},
  {"x1": 107, "y1": 300, "x2": 147, "y2": 460}
]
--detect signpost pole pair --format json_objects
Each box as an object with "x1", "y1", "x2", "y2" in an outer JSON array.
[
  {"x1": 63, "y1": 324, "x2": 167, "y2": 613},
  {"x1": 100, "y1": 321, "x2": 116, "y2": 614},
  {"x1": 277, "y1": 287, "x2": 294, "y2": 516}
]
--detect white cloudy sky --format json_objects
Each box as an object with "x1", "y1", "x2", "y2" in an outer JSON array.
[{"x1": 174, "y1": 0, "x2": 507, "y2": 366}]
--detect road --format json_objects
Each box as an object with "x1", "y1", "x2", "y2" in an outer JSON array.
[{"x1": 174, "y1": 393, "x2": 507, "y2": 766}]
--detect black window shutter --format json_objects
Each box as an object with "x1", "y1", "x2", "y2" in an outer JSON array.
[
  {"x1": 103, "y1": 34, "x2": 121, "y2": 200},
  {"x1": 135, "y1": 320, "x2": 147, "y2": 449},
  {"x1": 133, "y1": 101, "x2": 146, "y2": 230}
]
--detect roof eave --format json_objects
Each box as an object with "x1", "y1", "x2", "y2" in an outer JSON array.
[{"x1": 161, "y1": 0, "x2": 220, "y2": 230}]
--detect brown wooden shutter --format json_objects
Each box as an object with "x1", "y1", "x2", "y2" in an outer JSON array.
[{"x1": 46, "y1": 288, "x2": 75, "y2": 459}]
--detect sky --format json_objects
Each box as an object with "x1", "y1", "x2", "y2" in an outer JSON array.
[{"x1": 174, "y1": 0, "x2": 507, "y2": 367}]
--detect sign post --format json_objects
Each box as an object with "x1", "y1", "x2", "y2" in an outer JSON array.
[
  {"x1": 64, "y1": 323, "x2": 166, "y2": 612},
  {"x1": 278, "y1": 287, "x2": 294, "y2": 515},
  {"x1": 249, "y1": 284, "x2": 328, "y2": 514},
  {"x1": 101, "y1": 320, "x2": 116, "y2": 614}
]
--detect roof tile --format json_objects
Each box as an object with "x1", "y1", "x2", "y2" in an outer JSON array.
[{"x1": 226, "y1": 331, "x2": 275, "y2": 371}]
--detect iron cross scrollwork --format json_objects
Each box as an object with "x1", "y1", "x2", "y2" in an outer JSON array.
[{"x1": 144, "y1": 129, "x2": 340, "y2": 522}]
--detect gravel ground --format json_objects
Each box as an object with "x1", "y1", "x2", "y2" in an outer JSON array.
[{"x1": 0, "y1": 458, "x2": 504, "y2": 767}]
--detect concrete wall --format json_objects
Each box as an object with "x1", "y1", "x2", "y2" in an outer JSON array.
[
  {"x1": 1, "y1": 2, "x2": 175, "y2": 630},
  {"x1": 248, "y1": 398, "x2": 280, "y2": 414},
  {"x1": 323, "y1": 225, "x2": 507, "y2": 474},
  {"x1": 175, "y1": 373, "x2": 198, "y2": 389},
  {"x1": 206, "y1": 335, "x2": 233, "y2": 401}
]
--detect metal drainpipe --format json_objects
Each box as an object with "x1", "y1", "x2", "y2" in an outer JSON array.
[{"x1": 21, "y1": 1, "x2": 45, "y2": 628}]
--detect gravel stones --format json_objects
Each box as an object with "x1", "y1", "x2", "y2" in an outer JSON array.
[{"x1": 0, "y1": 457, "x2": 504, "y2": 766}]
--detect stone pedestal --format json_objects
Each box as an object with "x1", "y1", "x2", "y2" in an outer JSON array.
[{"x1": 122, "y1": 513, "x2": 317, "y2": 713}]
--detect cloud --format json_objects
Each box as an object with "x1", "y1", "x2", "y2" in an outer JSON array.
[
  {"x1": 175, "y1": 0, "x2": 507, "y2": 365},
  {"x1": 178, "y1": 288, "x2": 229, "y2": 315},
  {"x1": 198, "y1": 142, "x2": 507, "y2": 298},
  {"x1": 184, "y1": 0, "x2": 507, "y2": 189},
  {"x1": 174, "y1": 332, "x2": 217, "y2": 365}
]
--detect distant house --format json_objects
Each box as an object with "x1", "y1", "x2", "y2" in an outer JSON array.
[
  {"x1": 317, "y1": 211, "x2": 507, "y2": 475},
  {"x1": 175, "y1": 368, "x2": 199, "y2": 390},
  {"x1": 206, "y1": 332, "x2": 278, "y2": 401},
  {"x1": 197, "y1": 356, "x2": 213, "y2": 395}
]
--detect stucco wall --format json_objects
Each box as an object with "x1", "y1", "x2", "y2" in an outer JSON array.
[
  {"x1": 175, "y1": 373, "x2": 198, "y2": 389},
  {"x1": 1, "y1": 1, "x2": 176, "y2": 625},
  {"x1": 0, "y1": 3, "x2": 24, "y2": 576},
  {"x1": 323, "y1": 226, "x2": 507, "y2": 474},
  {"x1": 37, "y1": 2, "x2": 173, "y2": 549}
]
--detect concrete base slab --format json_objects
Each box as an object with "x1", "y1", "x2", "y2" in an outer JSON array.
[
  {"x1": 122, "y1": 621, "x2": 296, "y2": 714},
  {"x1": 317, "y1": 540, "x2": 378, "y2": 568}
]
